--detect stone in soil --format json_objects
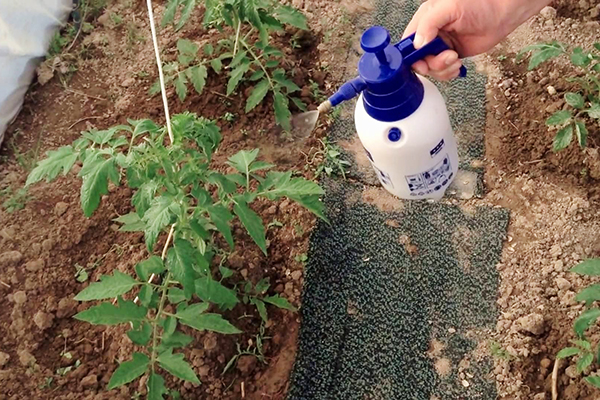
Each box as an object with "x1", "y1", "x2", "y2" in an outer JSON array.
[
  {"x1": 0, "y1": 251, "x2": 23, "y2": 267},
  {"x1": 25, "y1": 259, "x2": 45, "y2": 272},
  {"x1": 54, "y1": 202, "x2": 69, "y2": 216},
  {"x1": 236, "y1": 355, "x2": 257, "y2": 376},
  {"x1": 516, "y1": 313, "x2": 546, "y2": 335},
  {"x1": 0, "y1": 352, "x2": 9, "y2": 368},
  {"x1": 33, "y1": 311, "x2": 55, "y2": 330},
  {"x1": 13, "y1": 291, "x2": 27, "y2": 305},
  {"x1": 80, "y1": 373, "x2": 98, "y2": 388},
  {"x1": 17, "y1": 350, "x2": 36, "y2": 366}
]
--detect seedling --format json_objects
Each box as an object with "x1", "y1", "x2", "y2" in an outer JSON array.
[
  {"x1": 518, "y1": 42, "x2": 600, "y2": 152},
  {"x1": 110, "y1": 13, "x2": 123, "y2": 26},
  {"x1": 305, "y1": 139, "x2": 351, "y2": 179},
  {"x1": 25, "y1": 114, "x2": 325, "y2": 397},
  {"x1": 556, "y1": 258, "x2": 600, "y2": 389},
  {"x1": 295, "y1": 253, "x2": 308, "y2": 264},
  {"x1": 489, "y1": 340, "x2": 514, "y2": 361},
  {"x1": 222, "y1": 112, "x2": 236, "y2": 123},
  {"x1": 74, "y1": 263, "x2": 89, "y2": 282},
  {"x1": 1, "y1": 187, "x2": 32, "y2": 213}
]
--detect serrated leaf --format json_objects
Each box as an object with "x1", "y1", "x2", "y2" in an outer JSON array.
[
  {"x1": 207, "y1": 205, "x2": 234, "y2": 248},
  {"x1": 175, "y1": 302, "x2": 210, "y2": 320},
  {"x1": 572, "y1": 259, "x2": 600, "y2": 276},
  {"x1": 157, "y1": 350, "x2": 200, "y2": 384},
  {"x1": 133, "y1": 180, "x2": 161, "y2": 217},
  {"x1": 149, "y1": 80, "x2": 161, "y2": 96},
  {"x1": 74, "y1": 299, "x2": 147, "y2": 325},
  {"x1": 585, "y1": 376, "x2": 600, "y2": 388},
  {"x1": 139, "y1": 285, "x2": 154, "y2": 307},
  {"x1": 229, "y1": 51, "x2": 248, "y2": 69},
  {"x1": 586, "y1": 104, "x2": 600, "y2": 118},
  {"x1": 143, "y1": 196, "x2": 180, "y2": 251},
  {"x1": 255, "y1": 278, "x2": 270, "y2": 294},
  {"x1": 227, "y1": 62, "x2": 250, "y2": 95},
  {"x1": 572, "y1": 48, "x2": 591, "y2": 67},
  {"x1": 274, "y1": 5, "x2": 308, "y2": 30},
  {"x1": 107, "y1": 352, "x2": 149, "y2": 390},
  {"x1": 565, "y1": 92, "x2": 585, "y2": 109},
  {"x1": 575, "y1": 120, "x2": 588, "y2": 147},
  {"x1": 127, "y1": 322, "x2": 152, "y2": 345},
  {"x1": 517, "y1": 42, "x2": 564, "y2": 70},
  {"x1": 576, "y1": 284, "x2": 600, "y2": 306},
  {"x1": 245, "y1": 79, "x2": 271, "y2": 113},
  {"x1": 147, "y1": 373, "x2": 168, "y2": 400},
  {"x1": 264, "y1": 295, "x2": 296, "y2": 311},
  {"x1": 251, "y1": 298, "x2": 268, "y2": 323},
  {"x1": 160, "y1": 331, "x2": 194, "y2": 350},
  {"x1": 557, "y1": 347, "x2": 581, "y2": 359},
  {"x1": 190, "y1": 65, "x2": 207, "y2": 95},
  {"x1": 167, "y1": 239, "x2": 198, "y2": 299},
  {"x1": 175, "y1": 0, "x2": 196, "y2": 31},
  {"x1": 219, "y1": 266, "x2": 233, "y2": 279},
  {"x1": 273, "y1": 90, "x2": 292, "y2": 131},
  {"x1": 203, "y1": 43, "x2": 214, "y2": 56},
  {"x1": 265, "y1": 60, "x2": 279, "y2": 68},
  {"x1": 161, "y1": 0, "x2": 180, "y2": 26},
  {"x1": 234, "y1": 201, "x2": 267, "y2": 255},
  {"x1": 175, "y1": 73, "x2": 188, "y2": 102},
  {"x1": 553, "y1": 125, "x2": 573, "y2": 152},
  {"x1": 227, "y1": 149, "x2": 259, "y2": 174},
  {"x1": 273, "y1": 73, "x2": 300, "y2": 93},
  {"x1": 26, "y1": 146, "x2": 78, "y2": 186},
  {"x1": 575, "y1": 308, "x2": 600, "y2": 337},
  {"x1": 291, "y1": 97, "x2": 307, "y2": 112},
  {"x1": 546, "y1": 110, "x2": 572, "y2": 126},
  {"x1": 117, "y1": 212, "x2": 146, "y2": 232},
  {"x1": 195, "y1": 277, "x2": 239, "y2": 310},
  {"x1": 75, "y1": 271, "x2": 139, "y2": 301},
  {"x1": 210, "y1": 58, "x2": 222, "y2": 73},
  {"x1": 578, "y1": 352, "x2": 593, "y2": 373},
  {"x1": 179, "y1": 313, "x2": 241, "y2": 334},
  {"x1": 168, "y1": 288, "x2": 186, "y2": 304},
  {"x1": 177, "y1": 39, "x2": 198, "y2": 56},
  {"x1": 79, "y1": 155, "x2": 119, "y2": 217},
  {"x1": 135, "y1": 256, "x2": 165, "y2": 282},
  {"x1": 249, "y1": 70, "x2": 265, "y2": 81},
  {"x1": 572, "y1": 339, "x2": 592, "y2": 351}
]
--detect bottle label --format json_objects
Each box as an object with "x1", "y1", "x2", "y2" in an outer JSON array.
[
  {"x1": 405, "y1": 154, "x2": 453, "y2": 196},
  {"x1": 430, "y1": 139, "x2": 445, "y2": 157}
]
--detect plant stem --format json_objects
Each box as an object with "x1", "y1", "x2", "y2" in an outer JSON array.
[
  {"x1": 241, "y1": 39, "x2": 274, "y2": 89},
  {"x1": 233, "y1": 19, "x2": 242, "y2": 58}
]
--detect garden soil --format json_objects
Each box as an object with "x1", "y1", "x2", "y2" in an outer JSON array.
[{"x1": 1, "y1": 0, "x2": 600, "y2": 400}]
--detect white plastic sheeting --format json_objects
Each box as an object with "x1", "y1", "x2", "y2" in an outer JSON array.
[{"x1": 0, "y1": 0, "x2": 73, "y2": 146}]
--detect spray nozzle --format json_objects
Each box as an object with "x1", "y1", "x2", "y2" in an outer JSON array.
[{"x1": 320, "y1": 26, "x2": 467, "y2": 116}]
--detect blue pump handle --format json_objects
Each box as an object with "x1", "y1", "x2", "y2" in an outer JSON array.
[{"x1": 397, "y1": 33, "x2": 467, "y2": 77}]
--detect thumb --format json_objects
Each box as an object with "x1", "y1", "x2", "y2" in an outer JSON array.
[{"x1": 411, "y1": 1, "x2": 456, "y2": 48}]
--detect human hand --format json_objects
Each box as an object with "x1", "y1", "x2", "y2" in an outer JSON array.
[{"x1": 402, "y1": 0, "x2": 552, "y2": 80}]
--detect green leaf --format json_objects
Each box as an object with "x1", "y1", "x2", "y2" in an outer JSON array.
[
  {"x1": 251, "y1": 298, "x2": 268, "y2": 323},
  {"x1": 160, "y1": 331, "x2": 194, "y2": 350},
  {"x1": 114, "y1": 212, "x2": 145, "y2": 232},
  {"x1": 132, "y1": 180, "x2": 161, "y2": 217},
  {"x1": 572, "y1": 48, "x2": 591, "y2": 67},
  {"x1": 565, "y1": 92, "x2": 585, "y2": 109},
  {"x1": 210, "y1": 58, "x2": 222, "y2": 74},
  {"x1": 143, "y1": 196, "x2": 180, "y2": 251},
  {"x1": 207, "y1": 205, "x2": 234, "y2": 249},
  {"x1": 557, "y1": 347, "x2": 581, "y2": 359},
  {"x1": 574, "y1": 308, "x2": 600, "y2": 337},
  {"x1": 575, "y1": 120, "x2": 588, "y2": 147},
  {"x1": 208, "y1": 172, "x2": 238, "y2": 194},
  {"x1": 74, "y1": 299, "x2": 147, "y2": 325},
  {"x1": 161, "y1": 0, "x2": 181, "y2": 26},
  {"x1": 227, "y1": 149, "x2": 259, "y2": 174},
  {"x1": 291, "y1": 97, "x2": 307, "y2": 112},
  {"x1": 175, "y1": 73, "x2": 188, "y2": 102},
  {"x1": 245, "y1": 79, "x2": 271, "y2": 113},
  {"x1": 255, "y1": 278, "x2": 270, "y2": 294},
  {"x1": 274, "y1": 5, "x2": 308, "y2": 30},
  {"x1": 138, "y1": 285, "x2": 155, "y2": 307},
  {"x1": 179, "y1": 313, "x2": 241, "y2": 334},
  {"x1": 517, "y1": 42, "x2": 564, "y2": 70},
  {"x1": 576, "y1": 284, "x2": 600, "y2": 306},
  {"x1": 135, "y1": 256, "x2": 165, "y2": 282},
  {"x1": 79, "y1": 154, "x2": 119, "y2": 217},
  {"x1": 167, "y1": 239, "x2": 198, "y2": 299},
  {"x1": 572, "y1": 259, "x2": 600, "y2": 276},
  {"x1": 586, "y1": 104, "x2": 600, "y2": 118},
  {"x1": 578, "y1": 352, "x2": 593, "y2": 373},
  {"x1": 168, "y1": 288, "x2": 187, "y2": 304},
  {"x1": 227, "y1": 62, "x2": 250, "y2": 95},
  {"x1": 190, "y1": 65, "x2": 207, "y2": 95},
  {"x1": 147, "y1": 373, "x2": 168, "y2": 400},
  {"x1": 195, "y1": 277, "x2": 239, "y2": 310},
  {"x1": 265, "y1": 60, "x2": 279, "y2": 68},
  {"x1": 219, "y1": 266, "x2": 233, "y2": 279},
  {"x1": 263, "y1": 294, "x2": 297, "y2": 311},
  {"x1": 273, "y1": 90, "x2": 292, "y2": 131},
  {"x1": 74, "y1": 271, "x2": 139, "y2": 301},
  {"x1": 175, "y1": 0, "x2": 196, "y2": 31},
  {"x1": 249, "y1": 70, "x2": 265, "y2": 81},
  {"x1": 585, "y1": 376, "x2": 600, "y2": 389},
  {"x1": 107, "y1": 352, "x2": 149, "y2": 390},
  {"x1": 203, "y1": 43, "x2": 214, "y2": 56},
  {"x1": 157, "y1": 350, "x2": 200, "y2": 384},
  {"x1": 572, "y1": 339, "x2": 593, "y2": 351},
  {"x1": 177, "y1": 38, "x2": 198, "y2": 56},
  {"x1": 553, "y1": 125, "x2": 573, "y2": 152},
  {"x1": 273, "y1": 73, "x2": 301, "y2": 93},
  {"x1": 127, "y1": 322, "x2": 152, "y2": 345},
  {"x1": 175, "y1": 302, "x2": 210, "y2": 320},
  {"x1": 546, "y1": 110, "x2": 572, "y2": 126},
  {"x1": 234, "y1": 201, "x2": 267, "y2": 255}
]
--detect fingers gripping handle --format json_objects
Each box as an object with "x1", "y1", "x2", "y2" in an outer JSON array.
[{"x1": 397, "y1": 33, "x2": 467, "y2": 77}]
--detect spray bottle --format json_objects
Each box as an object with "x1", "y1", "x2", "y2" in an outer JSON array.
[{"x1": 318, "y1": 26, "x2": 467, "y2": 201}]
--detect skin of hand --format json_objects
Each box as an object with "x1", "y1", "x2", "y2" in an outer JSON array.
[{"x1": 402, "y1": 0, "x2": 553, "y2": 80}]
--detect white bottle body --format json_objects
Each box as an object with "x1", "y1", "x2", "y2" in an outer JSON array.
[{"x1": 354, "y1": 75, "x2": 459, "y2": 201}]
